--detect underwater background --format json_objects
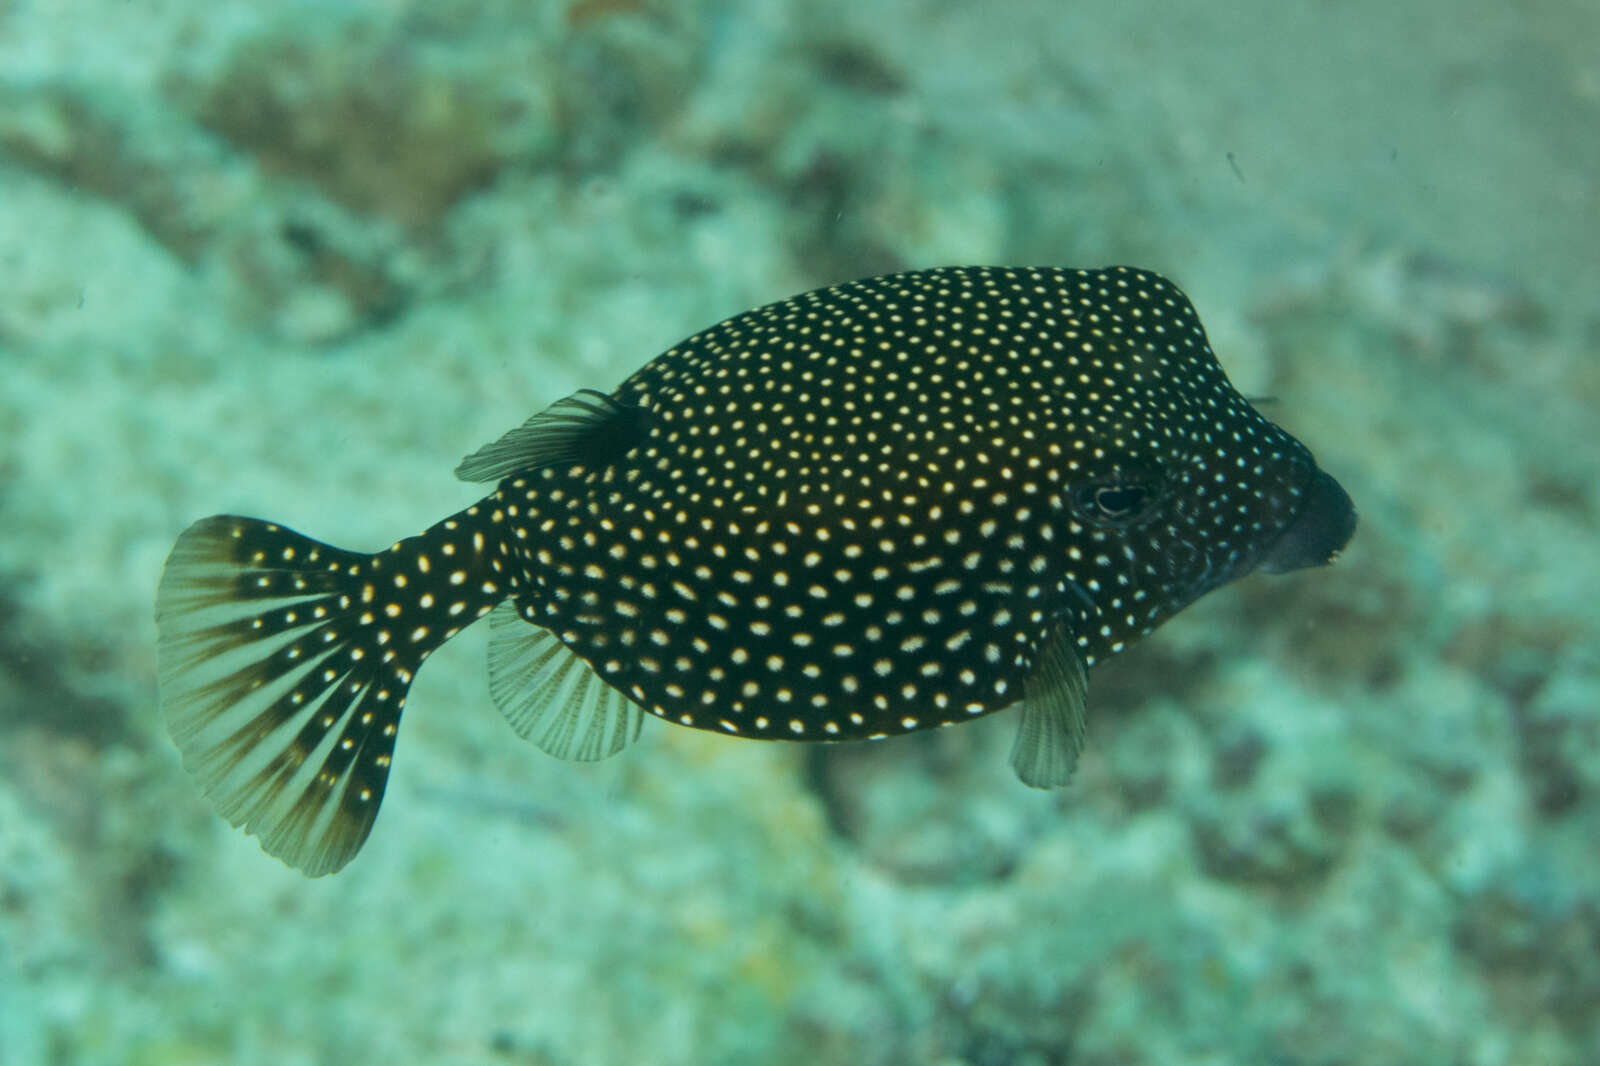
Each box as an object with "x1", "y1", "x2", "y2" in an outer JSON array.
[{"x1": 1, "y1": 0, "x2": 1596, "y2": 1063}]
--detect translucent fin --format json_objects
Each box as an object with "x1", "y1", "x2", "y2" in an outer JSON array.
[
  {"x1": 1010, "y1": 626, "x2": 1089, "y2": 789},
  {"x1": 486, "y1": 601, "x2": 644, "y2": 761},
  {"x1": 454, "y1": 389, "x2": 642, "y2": 483},
  {"x1": 156, "y1": 510, "x2": 501, "y2": 876}
]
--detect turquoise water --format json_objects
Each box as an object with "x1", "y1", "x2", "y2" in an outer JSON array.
[{"x1": 2, "y1": 1, "x2": 1596, "y2": 1063}]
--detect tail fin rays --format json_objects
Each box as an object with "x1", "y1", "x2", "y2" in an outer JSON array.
[{"x1": 156, "y1": 516, "x2": 417, "y2": 877}]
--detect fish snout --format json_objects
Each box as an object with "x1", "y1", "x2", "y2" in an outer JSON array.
[{"x1": 1258, "y1": 468, "x2": 1357, "y2": 574}]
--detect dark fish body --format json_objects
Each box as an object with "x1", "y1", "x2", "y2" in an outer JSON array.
[{"x1": 157, "y1": 266, "x2": 1355, "y2": 874}]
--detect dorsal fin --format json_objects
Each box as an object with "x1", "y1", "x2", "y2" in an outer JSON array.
[{"x1": 454, "y1": 389, "x2": 642, "y2": 483}]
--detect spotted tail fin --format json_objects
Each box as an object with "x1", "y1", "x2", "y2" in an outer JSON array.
[{"x1": 155, "y1": 511, "x2": 506, "y2": 876}]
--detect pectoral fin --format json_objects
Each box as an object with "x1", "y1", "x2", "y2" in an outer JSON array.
[{"x1": 1010, "y1": 626, "x2": 1089, "y2": 789}]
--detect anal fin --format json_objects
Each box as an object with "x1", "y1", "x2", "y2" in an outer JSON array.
[{"x1": 486, "y1": 601, "x2": 645, "y2": 761}]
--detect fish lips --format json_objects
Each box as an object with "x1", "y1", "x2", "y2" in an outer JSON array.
[{"x1": 1257, "y1": 468, "x2": 1357, "y2": 574}]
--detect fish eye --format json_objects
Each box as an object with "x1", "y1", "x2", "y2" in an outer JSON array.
[
  {"x1": 1093, "y1": 485, "x2": 1146, "y2": 517},
  {"x1": 1072, "y1": 478, "x2": 1158, "y2": 526}
]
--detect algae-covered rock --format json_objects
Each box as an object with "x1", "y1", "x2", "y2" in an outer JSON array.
[
  {"x1": 190, "y1": 14, "x2": 561, "y2": 229},
  {"x1": 0, "y1": 81, "x2": 235, "y2": 262},
  {"x1": 188, "y1": 3, "x2": 713, "y2": 229}
]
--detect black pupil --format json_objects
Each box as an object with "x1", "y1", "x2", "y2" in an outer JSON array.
[{"x1": 1093, "y1": 485, "x2": 1146, "y2": 518}]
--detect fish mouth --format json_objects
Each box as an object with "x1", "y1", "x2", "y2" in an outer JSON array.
[
  {"x1": 1257, "y1": 468, "x2": 1357, "y2": 574},
  {"x1": 1158, "y1": 463, "x2": 1356, "y2": 613}
]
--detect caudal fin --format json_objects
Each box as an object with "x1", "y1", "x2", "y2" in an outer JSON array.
[{"x1": 156, "y1": 514, "x2": 488, "y2": 876}]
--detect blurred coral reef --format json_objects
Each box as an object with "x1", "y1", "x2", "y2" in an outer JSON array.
[{"x1": 1, "y1": 1, "x2": 1595, "y2": 1063}]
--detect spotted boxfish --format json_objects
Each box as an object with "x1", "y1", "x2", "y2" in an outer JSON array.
[{"x1": 156, "y1": 265, "x2": 1355, "y2": 875}]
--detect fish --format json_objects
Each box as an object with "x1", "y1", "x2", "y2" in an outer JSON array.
[{"x1": 156, "y1": 265, "x2": 1356, "y2": 875}]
